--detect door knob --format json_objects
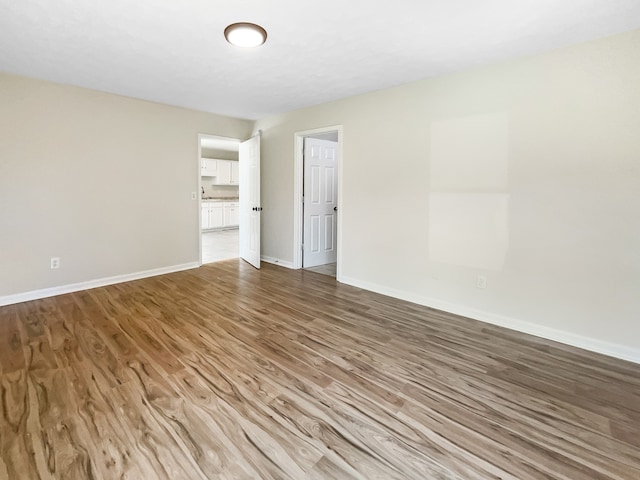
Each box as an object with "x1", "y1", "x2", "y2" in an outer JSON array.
[{"x1": 333, "y1": 206, "x2": 338, "y2": 211}]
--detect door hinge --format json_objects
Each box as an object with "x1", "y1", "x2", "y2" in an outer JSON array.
[{"x1": 301, "y1": 244, "x2": 304, "y2": 252}]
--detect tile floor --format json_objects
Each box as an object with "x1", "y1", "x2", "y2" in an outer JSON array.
[
  {"x1": 202, "y1": 228, "x2": 239, "y2": 263},
  {"x1": 202, "y1": 230, "x2": 335, "y2": 275}
]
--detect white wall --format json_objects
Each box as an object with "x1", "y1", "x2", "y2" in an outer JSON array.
[
  {"x1": 255, "y1": 29, "x2": 640, "y2": 360},
  {"x1": 0, "y1": 72, "x2": 253, "y2": 299}
]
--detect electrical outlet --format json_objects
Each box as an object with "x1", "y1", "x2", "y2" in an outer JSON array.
[
  {"x1": 50, "y1": 257, "x2": 60, "y2": 269},
  {"x1": 476, "y1": 275, "x2": 487, "y2": 289},
  {"x1": 191, "y1": 192, "x2": 197, "y2": 200}
]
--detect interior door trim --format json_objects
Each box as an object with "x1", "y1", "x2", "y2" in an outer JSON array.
[{"x1": 292, "y1": 125, "x2": 343, "y2": 281}]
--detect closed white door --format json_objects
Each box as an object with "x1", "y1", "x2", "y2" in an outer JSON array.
[
  {"x1": 303, "y1": 138, "x2": 338, "y2": 268},
  {"x1": 239, "y1": 135, "x2": 261, "y2": 269}
]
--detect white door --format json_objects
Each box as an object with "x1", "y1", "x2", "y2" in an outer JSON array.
[
  {"x1": 239, "y1": 135, "x2": 261, "y2": 269},
  {"x1": 303, "y1": 138, "x2": 338, "y2": 268}
]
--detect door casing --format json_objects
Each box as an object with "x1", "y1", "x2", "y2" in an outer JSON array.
[
  {"x1": 302, "y1": 137, "x2": 338, "y2": 268},
  {"x1": 292, "y1": 125, "x2": 343, "y2": 280}
]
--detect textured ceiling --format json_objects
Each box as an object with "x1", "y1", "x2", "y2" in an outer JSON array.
[{"x1": 1, "y1": 0, "x2": 639, "y2": 120}]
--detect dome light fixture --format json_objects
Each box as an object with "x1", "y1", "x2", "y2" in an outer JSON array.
[{"x1": 224, "y1": 22, "x2": 267, "y2": 48}]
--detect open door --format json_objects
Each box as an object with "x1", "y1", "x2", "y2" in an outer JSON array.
[
  {"x1": 239, "y1": 134, "x2": 261, "y2": 269},
  {"x1": 303, "y1": 137, "x2": 338, "y2": 268}
]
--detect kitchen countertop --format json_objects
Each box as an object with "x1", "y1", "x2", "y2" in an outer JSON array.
[{"x1": 202, "y1": 197, "x2": 239, "y2": 201}]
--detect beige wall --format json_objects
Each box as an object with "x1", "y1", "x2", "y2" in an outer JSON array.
[
  {"x1": 201, "y1": 147, "x2": 238, "y2": 160},
  {"x1": 255, "y1": 30, "x2": 640, "y2": 358},
  {"x1": 203, "y1": 185, "x2": 239, "y2": 198},
  {"x1": 0, "y1": 72, "x2": 253, "y2": 298}
]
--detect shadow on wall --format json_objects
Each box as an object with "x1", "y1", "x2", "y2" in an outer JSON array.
[{"x1": 428, "y1": 112, "x2": 510, "y2": 271}]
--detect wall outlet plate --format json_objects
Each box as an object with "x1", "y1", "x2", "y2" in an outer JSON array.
[
  {"x1": 50, "y1": 257, "x2": 60, "y2": 269},
  {"x1": 476, "y1": 275, "x2": 487, "y2": 289}
]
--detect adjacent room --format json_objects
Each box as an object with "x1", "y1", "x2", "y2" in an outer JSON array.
[
  {"x1": 199, "y1": 135, "x2": 241, "y2": 264},
  {"x1": 1, "y1": 1, "x2": 639, "y2": 479}
]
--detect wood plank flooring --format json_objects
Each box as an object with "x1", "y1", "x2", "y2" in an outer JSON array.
[{"x1": 0, "y1": 259, "x2": 639, "y2": 479}]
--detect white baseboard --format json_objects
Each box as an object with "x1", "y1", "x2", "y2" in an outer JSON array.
[
  {"x1": 0, "y1": 262, "x2": 200, "y2": 307},
  {"x1": 260, "y1": 256, "x2": 295, "y2": 269},
  {"x1": 340, "y1": 275, "x2": 640, "y2": 365}
]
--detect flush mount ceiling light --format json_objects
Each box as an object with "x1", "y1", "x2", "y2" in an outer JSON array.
[{"x1": 224, "y1": 22, "x2": 267, "y2": 48}]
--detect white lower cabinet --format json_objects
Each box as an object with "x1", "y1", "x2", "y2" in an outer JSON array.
[
  {"x1": 203, "y1": 201, "x2": 238, "y2": 230},
  {"x1": 210, "y1": 204, "x2": 223, "y2": 228},
  {"x1": 201, "y1": 202, "x2": 223, "y2": 230},
  {"x1": 223, "y1": 202, "x2": 239, "y2": 227},
  {"x1": 201, "y1": 203, "x2": 210, "y2": 229}
]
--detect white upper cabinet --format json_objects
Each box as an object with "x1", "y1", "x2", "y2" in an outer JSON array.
[
  {"x1": 230, "y1": 161, "x2": 239, "y2": 185},
  {"x1": 216, "y1": 160, "x2": 231, "y2": 184},
  {"x1": 200, "y1": 158, "x2": 218, "y2": 177},
  {"x1": 212, "y1": 160, "x2": 239, "y2": 185}
]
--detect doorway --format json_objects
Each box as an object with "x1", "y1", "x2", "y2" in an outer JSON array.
[
  {"x1": 198, "y1": 134, "x2": 241, "y2": 265},
  {"x1": 293, "y1": 126, "x2": 343, "y2": 279}
]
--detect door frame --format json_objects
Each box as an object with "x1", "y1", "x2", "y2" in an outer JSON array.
[
  {"x1": 292, "y1": 125, "x2": 343, "y2": 280},
  {"x1": 197, "y1": 133, "x2": 242, "y2": 266}
]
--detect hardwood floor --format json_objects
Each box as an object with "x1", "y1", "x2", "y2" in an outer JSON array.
[{"x1": 0, "y1": 260, "x2": 639, "y2": 479}]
